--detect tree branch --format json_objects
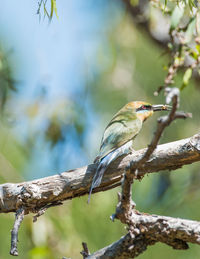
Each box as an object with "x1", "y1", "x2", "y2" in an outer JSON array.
[
  {"x1": 112, "y1": 88, "x2": 189, "y2": 223},
  {"x1": 0, "y1": 90, "x2": 199, "y2": 258},
  {"x1": 0, "y1": 132, "x2": 199, "y2": 214},
  {"x1": 100, "y1": 87, "x2": 197, "y2": 258},
  {"x1": 10, "y1": 208, "x2": 25, "y2": 256},
  {"x1": 81, "y1": 242, "x2": 90, "y2": 258},
  {"x1": 88, "y1": 210, "x2": 200, "y2": 258}
]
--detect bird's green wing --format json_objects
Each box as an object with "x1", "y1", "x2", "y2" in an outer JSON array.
[{"x1": 97, "y1": 110, "x2": 142, "y2": 161}]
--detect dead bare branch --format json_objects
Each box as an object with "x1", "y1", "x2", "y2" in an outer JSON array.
[
  {"x1": 89, "y1": 210, "x2": 200, "y2": 258},
  {"x1": 113, "y1": 88, "x2": 183, "y2": 222},
  {"x1": 10, "y1": 208, "x2": 25, "y2": 256},
  {"x1": 81, "y1": 242, "x2": 90, "y2": 258},
  {"x1": 0, "y1": 132, "x2": 200, "y2": 215},
  {"x1": 110, "y1": 87, "x2": 195, "y2": 258}
]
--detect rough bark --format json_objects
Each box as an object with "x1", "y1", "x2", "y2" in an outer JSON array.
[
  {"x1": 0, "y1": 132, "x2": 200, "y2": 214},
  {"x1": 88, "y1": 211, "x2": 200, "y2": 258}
]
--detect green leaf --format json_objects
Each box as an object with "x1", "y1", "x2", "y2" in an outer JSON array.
[
  {"x1": 50, "y1": 0, "x2": 58, "y2": 20},
  {"x1": 164, "y1": 0, "x2": 168, "y2": 11},
  {"x1": 50, "y1": 0, "x2": 54, "y2": 19},
  {"x1": 181, "y1": 68, "x2": 192, "y2": 90},
  {"x1": 53, "y1": 1, "x2": 58, "y2": 19},
  {"x1": 164, "y1": 0, "x2": 168, "y2": 7},
  {"x1": 170, "y1": 5, "x2": 185, "y2": 30},
  {"x1": 188, "y1": 0, "x2": 196, "y2": 10},
  {"x1": 189, "y1": 50, "x2": 198, "y2": 60},
  {"x1": 196, "y1": 44, "x2": 200, "y2": 54},
  {"x1": 185, "y1": 18, "x2": 196, "y2": 43},
  {"x1": 130, "y1": 0, "x2": 139, "y2": 6},
  {"x1": 43, "y1": 2, "x2": 50, "y2": 19}
]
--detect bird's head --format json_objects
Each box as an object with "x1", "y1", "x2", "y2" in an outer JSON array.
[{"x1": 129, "y1": 101, "x2": 171, "y2": 122}]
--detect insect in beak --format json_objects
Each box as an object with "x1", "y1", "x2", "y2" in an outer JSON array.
[{"x1": 152, "y1": 104, "x2": 172, "y2": 112}]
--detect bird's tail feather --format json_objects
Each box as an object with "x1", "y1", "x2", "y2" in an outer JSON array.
[
  {"x1": 88, "y1": 150, "x2": 117, "y2": 203},
  {"x1": 87, "y1": 140, "x2": 133, "y2": 203}
]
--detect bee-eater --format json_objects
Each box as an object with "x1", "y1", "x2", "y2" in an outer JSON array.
[{"x1": 88, "y1": 101, "x2": 171, "y2": 203}]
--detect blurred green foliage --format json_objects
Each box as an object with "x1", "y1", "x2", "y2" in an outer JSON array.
[
  {"x1": 1, "y1": 1, "x2": 200, "y2": 259},
  {"x1": 0, "y1": 50, "x2": 16, "y2": 110}
]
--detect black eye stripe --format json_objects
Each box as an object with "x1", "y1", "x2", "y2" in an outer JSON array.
[{"x1": 136, "y1": 105, "x2": 152, "y2": 112}]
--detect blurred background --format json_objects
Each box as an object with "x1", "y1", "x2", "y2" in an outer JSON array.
[{"x1": 0, "y1": 0, "x2": 200, "y2": 258}]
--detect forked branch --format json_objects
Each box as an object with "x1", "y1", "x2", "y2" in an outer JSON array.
[{"x1": 108, "y1": 87, "x2": 197, "y2": 258}]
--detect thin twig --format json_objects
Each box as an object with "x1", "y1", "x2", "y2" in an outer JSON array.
[
  {"x1": 110, "y1": 87, "x2": 193, "y2": 256},
  {"x1": 136, "y1": 88, "x2": 178, "y2": 167},
  {"x1": 121, "y1": 91, "x2": 179, "y2": 208},
  {"x1": 10, "y1": 207, "x2": 25, "y2": 256},
  {"x1": 173, "y1": 111, "x2": 192, "y2": 120},
  {"x1": 32, "y1": 201, "x2": 63, "y2": 222},
  {"x1": 80, "y1": 242, "x2": 90, "y2": 258},
  {"x1": 33, "y1": 207, "x2": 47, "y2": 223}
]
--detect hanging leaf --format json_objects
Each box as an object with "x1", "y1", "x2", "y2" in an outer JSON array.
[
  {"x1": 43, "y1": 2, "x2": 50, "y2": 19},
  {"x1": 50, "y1": 0, "x2": 58, "y2": 20},
  {"x1": 164, "y1": 0, "x2": 168, "y2": 10},
  {"x1": 170, "y1": 5, "x2": 185, "y2": 30},
  {"x1": 196, "y1": 44, "x2": 200, "y2": 54},
  {"x1": 184, "y1": 18, "x2": 196, "y2": 43},
  {"x1": 37, "y1": 0, "x2": 58, "y2": 21},
  {"x1": 189, "y1": 50, "x2": 198, "y2": 60},
  {"x1": 181, "y1": 68, "x2": 192, "y2": 90},
  {"x1": 188, "y1": 0, "x2": 196, "y2": 10}
]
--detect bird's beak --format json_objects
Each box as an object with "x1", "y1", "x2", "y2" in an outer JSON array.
[{"x1": 152, "y1": 104, "x2": 172, "y2": 112}]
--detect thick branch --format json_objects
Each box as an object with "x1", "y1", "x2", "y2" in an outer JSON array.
[
  {"x1": 0, "y1": 133, "x2": 200, "y2": 214},
  {"x1": 88, "y1": 211, "x2": 200, "y2": 258}
]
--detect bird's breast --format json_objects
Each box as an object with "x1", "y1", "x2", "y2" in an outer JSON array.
[{"x1": 96, "y1": 118, "x2": 142, "y2": 161}]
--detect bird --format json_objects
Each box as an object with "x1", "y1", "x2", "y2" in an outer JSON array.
[{"x1": 88, "y1": 101, "x2": 171, "y2": 203}]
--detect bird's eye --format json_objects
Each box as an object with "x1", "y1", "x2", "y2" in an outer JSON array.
[
  {"x1": 144, "y1": 105, "x2": 152, "y2": 110},
  {"x1": 141, "y1": 105, "x2": 148, "y2": 110},
  {"x1": 136, "y1": 105, "x2": 152, "y2": 112}
]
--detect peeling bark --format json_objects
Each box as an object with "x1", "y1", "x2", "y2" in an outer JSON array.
[{"x1": 88, "y1": 211, "x2": 200, "y2": 258}]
